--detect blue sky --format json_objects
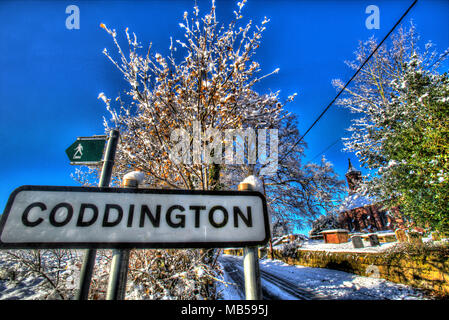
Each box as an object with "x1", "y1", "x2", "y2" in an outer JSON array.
[{"x1": 0, "y1": 0, "x2": 448, "y2": 234}]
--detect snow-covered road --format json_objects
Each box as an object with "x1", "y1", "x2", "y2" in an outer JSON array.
[
  {"x1": 219, "y1": 254, "x2": 319, "y2": 299},
  {"x1": 217, "y1": 254, "x2": 429, "y2": 300}
]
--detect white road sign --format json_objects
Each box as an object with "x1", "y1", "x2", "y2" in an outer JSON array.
[{"x1": 0, "y1": 186, "x2": 270, "y2": 249}]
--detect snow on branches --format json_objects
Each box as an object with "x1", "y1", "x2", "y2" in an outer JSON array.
[
  {"x1": 98, "y1": 0, "x2": 291, "y2": 191},
  {"x1": 332, "y1": 21, "x2": 449, "y2": 232},
  {"x1": 94, "y1": 0, "x2": 344, "y2": 234}
]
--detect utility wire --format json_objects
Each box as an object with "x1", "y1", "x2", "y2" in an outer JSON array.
[
  {"x1": 280, "y1": 0, "x2": 418, "y2": 163},
  {"x1": 309, "y1": 138, "x2": 341, "y2": 162}
]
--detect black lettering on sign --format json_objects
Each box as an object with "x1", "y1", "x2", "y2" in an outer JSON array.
[
  {"x1": 208, "y1": 206, "x2": 228, "y2": 228},
  {"x1": 22, "y1": 202, "x2": 46, "y2": 227},
  {"x1": 189, "y1": 205, "x2": 206, "y2": 228},
  {"x1": 233, "y1": 206, "x2": 252, "y2": 227},
  {"x1": 127, "y1": 204, "x2": 135, "y2": 227},
  {"x1": 166, "y1": 205, "x2": 185, "y2": 228},
  {"x1": 140, "y1": 205, "x2": 161, "y2": 227},
  {"x1": 76, "y1": 203, "x2": 99, "y2": 227},
  {"x1": 49, "y1": 203, "x2": 73, "y2": 227},
  {"x1": 102, "y1": 204, "x2": 123, "y2": 227}
]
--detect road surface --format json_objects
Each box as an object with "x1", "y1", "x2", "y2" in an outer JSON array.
[{"x1": 219, "y1": 254, "x2": 322, "y2": 300}]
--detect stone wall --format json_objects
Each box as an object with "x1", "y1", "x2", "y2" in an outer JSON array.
[{"x1": 223, "y1": 246, "x2": 449, "y2": 297}]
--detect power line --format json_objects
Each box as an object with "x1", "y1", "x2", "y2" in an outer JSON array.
[
  {"x1": 309, "y1": 138, "x2": 341, "y2": 162},
  {"x1": 280, "y1": 0, "x2": 418, "y2": 163}
]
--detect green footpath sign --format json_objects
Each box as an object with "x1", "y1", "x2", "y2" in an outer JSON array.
[{"x1": 66, "y1": 136, "x2": 107, "y2": 164}]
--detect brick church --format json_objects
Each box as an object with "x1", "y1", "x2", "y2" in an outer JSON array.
[{"x1": 337, "y1": 159, "x2": 403, "y2": 232}]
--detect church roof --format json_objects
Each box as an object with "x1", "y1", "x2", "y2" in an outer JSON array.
[{"x1": 338, "y1": 192, "x2": 375, "y2": 212}]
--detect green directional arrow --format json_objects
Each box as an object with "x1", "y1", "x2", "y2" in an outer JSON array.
[{"x1": 66, "y1": 136, "x2": 107, "y2": 164}]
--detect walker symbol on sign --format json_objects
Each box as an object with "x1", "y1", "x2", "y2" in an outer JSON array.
[
  {"x1": 65, "y1": 136, "x2": 107, "y2": 164},
  {"x1": 73, "y1": 143, "x2": 84, "y2": 159}
]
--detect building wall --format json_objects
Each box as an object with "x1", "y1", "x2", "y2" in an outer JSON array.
[{"x1": 338, "y1": 204, "x2": 400, "y2": 232}]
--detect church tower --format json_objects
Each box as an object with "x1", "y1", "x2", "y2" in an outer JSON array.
[{"x1": 345, "y1": 158, "x2": 362, "y2": 194}]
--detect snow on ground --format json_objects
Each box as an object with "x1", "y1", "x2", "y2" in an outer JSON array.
[
  {"x1": 296, "y1": 239, "x2": 399, "y2": 253},
  {"x1": 216, "y1": 259, "x2": 245, "y2": 300},
  {"x1": 258, "y1": 258, "x2": 427, "y2": 300},
  {"x1": 0, "y1": 247, "x2": 434, "y2": 300},
  {"x1": 217, "y1": 254, "x2": 429, "y2": 300}
]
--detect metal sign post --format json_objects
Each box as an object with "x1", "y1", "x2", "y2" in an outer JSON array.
[
  {"x1": 238, "y1": 181, "x2": 262, "y2": 300},
  {"x1": 106, "y1": 174, "x2": 138, "y2": 300},
  {"x1": 106, "y1": 248, "x2": 130, "y2": 300},
  {"x1": 243, "y1": 246, "x2": 262, "y2": 300},
  {"x1": 76, "y1": 129, "x2": 119, "y2": 300}
]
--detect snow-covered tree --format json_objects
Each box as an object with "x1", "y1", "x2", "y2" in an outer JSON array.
[
  {"x1": 368, "y1": 58, "x2": 449, "y2": 232},
  {"x1": 220, "y1": 112, "x2": 345, "y2": 231},
  {"x1": 98, "y1": 0, "x2": 287, "y2": 191},
  {"x1": 89, "y1": 0, "x2": 345, "y2": 235},
  {"x1": 262, "y1": 115, "x2": 345, "y2": 230},
  {"x1": 333, "y1": 22, "x2": 448, "y2": 169},
  {"x1": 332, "y1": 22, "x2": 449, "y2": 232}
]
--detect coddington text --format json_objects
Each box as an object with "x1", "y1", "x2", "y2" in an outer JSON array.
[{"x1": 21, "y1": 202, "x2": 253, "y2": 229}]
